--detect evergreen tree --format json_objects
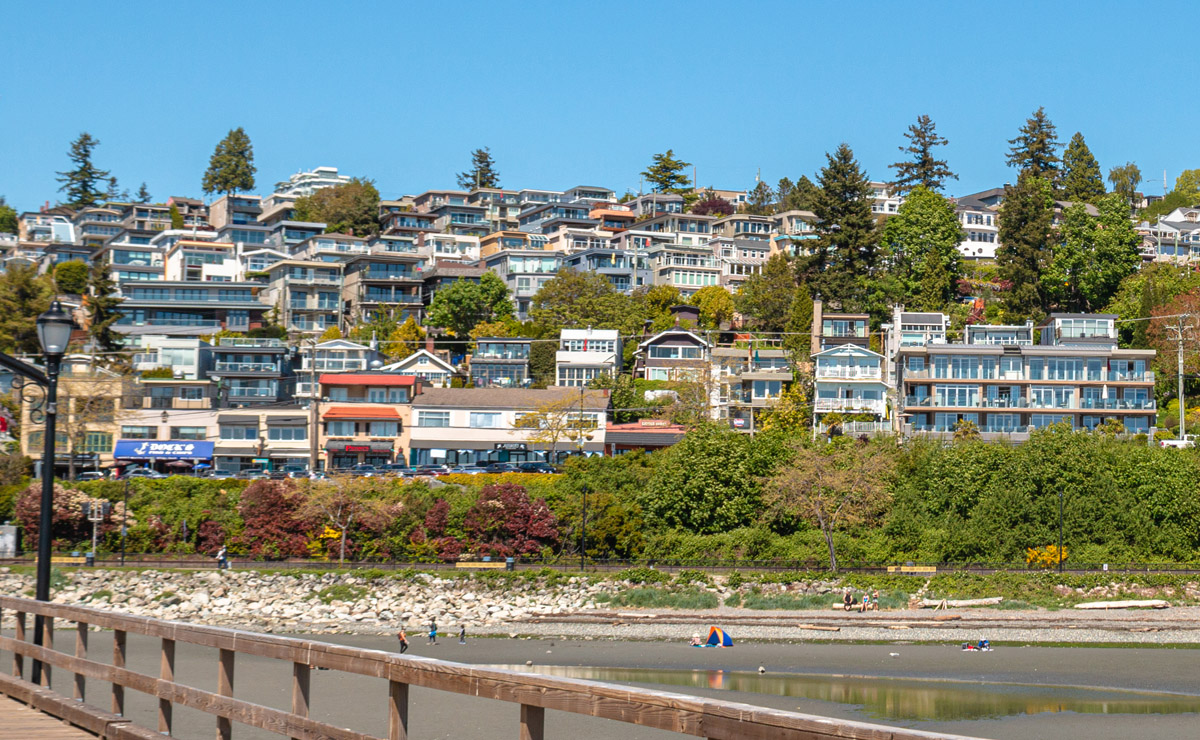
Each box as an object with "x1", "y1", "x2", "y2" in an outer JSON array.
[
  {"x1": 745, "y1": 180, "x2": 775, "y2": 215},
  {"x1": 735, "y1": 254, "x2": 795, "y2": 331},
  {"x1": 86, "y1": 257, "x2": 124, "y2": 354},
  {"x1": 202, "y1": 127, "x2": 256, "y2": 195},
  {"x1": 456, "y1": 147, "x2": 500, "y2": 189},
  {"x1": 1006, "y1": 107, "x2": 1061, "y2": 178},
  {"x1": 105, "y1": 176, "x2": 128, "y2": 201},
  {"x1": 997, "y1": 172, "x2": 1055, "y2": 318},
  {"x1": 0, "y1": 263, "x2": 54, "y2": 354},
  {"x1": 56, "y1": 132, "x2": 111, "y2": 209},
  {"x1": 776, "y1": 177, "x2": 794, "y2": 205},
  {"x1": 1108, "y1": 162, "x2": 1142, "y2": 213},
  {"x1": 888, "y1": 114, "x2": 956, "y2": 195},
  {"x1": 880, "y1": 186, "x2": 965, "y2": 310},
  {"x1": 1060, "y1": 132, "x2": 1105, "y2": 203},
  {"x1": 782, "y1": 282, "x2": 814, "y2": 360},
  {"x1": 168, "y1": 203, "x2": 184, "y2": 229},
  {"x1": 53, "y1": 260, "x2": 90, "y2": 294},
  {"x1": 782, "y1": 175, "x2": 821, "y2": 212},
  {"x1": 0, "y1": 196, "x2": 16, "y2": 234},
  {"x1": 293, "y1": 178, "x2": 382, "y2": 236},
  {"x1": 641, "y1": 150, "x2": 692, "y2": 194},
  {"x1": 135, "y1": 182, "x2": 152, "y2": 203},
  {"x1": 803, "y1": 143, "x2": 879, "y2": 310}
]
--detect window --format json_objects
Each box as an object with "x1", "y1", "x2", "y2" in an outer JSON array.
[
  {"x1": 368, "y1": 421, "x2": 399, "y2": 437},
  {"x1": 326, "y1": 420, "x2": 356, "y2": 436},
  {"x1": 752, "y1": 380, "x2": 783, "y2": 399},
  {"x1": 172, "y1": 426, "x2": 207, "y2": 440},
  {"x1": 469, "y1": 412, "x2": 501, "y2": 428},
  {"x1": 82, "y1": 432, "x2": 113, "y2": 454},
  {"x1": 220, "y1": 425, "x2": 258, "y2": 440},
  {"x1": 418, "y1": 411, "x2": 450, "y2": 427},
  {"x1": 268, "y1": 426, "x2": 307, "y2": 441},
  {"x1": 121, "y1": 426, "x2": 157, "y2": 439},
  {"x1": 648, "y1": 345, "x2": 702, "y2": 360},
  {"x1": 328, "y1": 387, "x2": 349, "y2": 401}
]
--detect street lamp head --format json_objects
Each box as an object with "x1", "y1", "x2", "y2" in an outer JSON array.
[
  {"x1": 161, "y1": 410, "x2": 169, "y2": 425},
  {"x1": 37, "y1": 300, "x2": 75, "y2": 357}
]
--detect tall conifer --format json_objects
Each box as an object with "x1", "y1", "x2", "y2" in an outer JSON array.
[
  {"x1": 888, "y1": 115, "x2": 956, "y2": 195},
  {"x1": 1060, "y1": 132, "x2": 1105, "y2": 203}
]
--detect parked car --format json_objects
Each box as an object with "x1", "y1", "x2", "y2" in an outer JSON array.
[
  {"x1": 350, "y1": 464, "x2": 379, "y2": 478},
  {"x1": 447, "y1": 465, "x2": 487, "y2": 475},
  {"x1": 516, "y1": 462, "x2": 558, "y2": 474},
  {"x1": 377, "y1": 463, "x2": 410, "y2": 477},
  {"x1": 235, "y1": 468, "x2": 267, "y2": 480},
  {"x1": 75, "y1": 471, "x2": 107, "y2": 482},
  {"x1": 412, "y1": 464, "x2": 449, "y2": 476},
  {"x1": 267, "y1": 469, "x2": 288, "y2": 480},
  {"x1": 283, "y1": 466, "x2": 310, "y2": 479},
  {"x1": 120, "y1": 468, "x2": 165, "y2": 480},
  {"x1": 308, "y1": 471, "x2": 329, "y2": 480},
  {"x1": 1160, "y1": 435, "x2": 1196, "y2": 449},
  {"x1": 209, "y1": 470, "x2": 235, "y2": 480},
  {"x1": 484, "y1": 462, "x2": 521, "y2": 474}
]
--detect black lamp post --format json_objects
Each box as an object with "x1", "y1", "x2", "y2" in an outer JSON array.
[{"x1": 31, "y1": 300, "x2": 74, "y2": 685}]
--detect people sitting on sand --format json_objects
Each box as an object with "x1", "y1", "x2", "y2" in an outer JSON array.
[
  {"x1": 860, "y1": 593, "x2": 870, "y2": 613},
  {"x1": 843, "y1": 591, "x2": 854, "y2": 611},
  {"x1": 690, "y1": 633, "x2": 702, "y2": 647}
]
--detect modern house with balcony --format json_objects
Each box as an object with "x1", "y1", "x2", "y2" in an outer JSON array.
[
  {"x1": 712, "y1": 214, "x2": 774, "y2": 241},
  {"x1": 259, "y1": 260, "x2": 344, "y2": 334},
  {"x1": 208, "y1": 337, "x2": 292, "y2": 407},
  {"x1": 163, "y1": 239, "x2": 241, "y2": 282},
  {"x1": 430, "y1": 203, "x2": 490, "y2": 237},
  {"x1": 292, "y1": 234, "x2": 371, "y2": 263},
  {"x1": 882, "y1": 307, "x2": 950, "y2": 386},
  {"x1": 467, "y1": 188, "x2": 522, "y2": 231},
  {"x1": 422, "y1": 261, "x2": 487, "y2": 307},
  {"x1": 588, "y1": 204, "x2": 635, "y2": 232},
  {"x1": 897, "y1": 313, "x2": 1156, "y2": 440},
  {"x1": 712, "y1": 237, "x2": 769, "y2": 291},
  {"x1": 634, "y1": 328, "x2": 711, "y2": 381},
  {"x1": 516, "y1": 202, "x2": 596, "y2": 234},
  {"x1": 563, "y1": 186, "x2": 615, "y2": 204},
  {"x1": 207, "y1": 194, "x2": 263, "y2": 230},
  {"x1": 712, "y1": 347, "x2": 793, "y2": 432},
  {"x1": 811, "y1": 299, "x2": 871, "y2": 354},
  {"x1": 637, "y1": 213, "x2": 714, "y2": 246},
  {"x1": 317, "y1": 372, "x2": 421, "y2": 468},
  {"x1": 115, "y1": 281, "x2": 270, "y2": 338},
  {"x1": 165, "y1": 197, "x2": 209, "y2": 229},
  {"x1": 470, "y1": 338, "x2": 531, "y2": 387},
  {"x1": 272, "y1": 166, "x2": 353, "y2": 199},
  {"x1": 812, "y1": 345, "x2": 889, "y2": 434},
  {"x1": 556, "y1": 328, "x2": 621, "y2": 387},
  {"x1": 770, "y1": 210, "x2": 819, "y2": 257},
  {"x1": 129, "y1": 337, "x2": 212, "y2": 379},
  {"x1": 381, "y1": 210, "x2": 438, "y2": 238},
  {"x1": 482, "y1": 250, "x2": 561, "y2": 318},
  {"x1": 418, "y1": 233, "x2": 479, "y2": 262},
  {"x1": 341, "y1": 254, "x2": 424, "y2": 324},
  {"x1": 73, "y1": 206, "x2": 124, "y2": 246},
  {"x1": 408, "y1": 387, "x2": 608, "y2": 466},
  {"x1": 626, "y1": 193, "x2": 684, "y2": 219},
  {"x1": 561, "y1": 248, "x2": 646, "y2": 293},
  {"x1": 647, "y1": 243, "x2": 722, "y2": 298},
  {"x1": 94, "y1": 241, "x2": 165, "y2": 283}
]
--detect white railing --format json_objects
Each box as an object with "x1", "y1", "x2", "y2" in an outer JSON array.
[
  {"x1": 813, "y1": 398, "x2": 887, "y2": 414},
  {"x1": 815, "y1": 366, "x2": 882, "y2": 380}
]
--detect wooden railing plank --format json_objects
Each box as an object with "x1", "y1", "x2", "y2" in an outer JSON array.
[
  {"x1": 41, "y1": 614, "x2": 53, "y2": 687},
  {"x1": 217, "y1": 648, "x2": 234, "y2": 740},
  {"x1": 520, "y1": 704, "x2": 544, "y2": 740},
  {"x1": 12, "y1": 610, "x2": 25, "y2": 678},
  {"x1": 0, "y1": 596, "x2": 984, "y2": 740},
  {"x1": 158, "y1": 638, "x2": 174, "y2": 734},
  {"x1": 112, "y1": 629, "x2": 126, "y2": 715},
  {"x1": 74, "y1": 620, "x2": 87, "y2": 702},
  {"x1": 387, "y1": 680, "x2": 408, "y2": 740}
]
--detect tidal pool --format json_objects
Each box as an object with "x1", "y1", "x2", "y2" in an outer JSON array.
[{"x1": 497, "y1": 665, "x2": 1200, "y2": 722}]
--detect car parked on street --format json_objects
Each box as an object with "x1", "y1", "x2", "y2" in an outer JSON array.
[
  {"x1": 209, "y1": 470, "x2": 235, "y2": 480},
  {"x1": 447, "y1": 465, "x2": 487, "y2": 475},
  {"x1": 350, "y1": 464, "x2": 379, "y2": 477},
  {"x1": 235, "y1": 468, "x2": 267, "y2": 480},
  {"x1": 412, "y1": 464, "x2": 449, "y2": 476},
  {"x1": 516, "y1": 461, "x2": 558, "y2": 474},
  {"x1": 119, "y1": 468, "x2": 165, "y2": 480},
  {"x1": 484, "y1": 462, "x2": 521, "y2": 474},
  {"x1": 75, "y1": 471, "x2": 107, "y2": 482}
]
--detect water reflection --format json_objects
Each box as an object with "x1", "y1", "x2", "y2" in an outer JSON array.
[{"x1": 495, "y1": 665, "x2": 1200, "y2": 721}]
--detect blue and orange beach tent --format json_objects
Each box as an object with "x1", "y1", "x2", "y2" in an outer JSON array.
[{"x1": 705, "y1": 626, "x2": 733, "y2": 648}]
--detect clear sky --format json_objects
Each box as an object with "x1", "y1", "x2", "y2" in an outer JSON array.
[{"x1": 0, "y1": 1, "x2": 1188, "y2": 211}]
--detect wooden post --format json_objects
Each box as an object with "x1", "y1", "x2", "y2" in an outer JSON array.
[
  {"x1": 112, "y1": 630, "x2": 126, "y2": 716},
  {"x1": 41, "y1": 615, "x2": 53, "y2": 687},
  {"x1": 520, "y1": 704, "x2": 544, "y2": 740},
  {"x1": 217, "y1": 648, "x2": 235, "y2": 740},
  {"x1": 12, "y1": 611, "x2": 25, "y2": 678},
  {"x1": 74, "y1": 621, "x2": 88, "y2": 702},
  {"x1": 158, "y1": 638, "x2": 175, "y2": 735},
  {"x1": 388, "y1": 680, "x2": 409, "y2": 740},
  {"x1": 290, "y1": 662, "x2": 310, "y2": 740}
]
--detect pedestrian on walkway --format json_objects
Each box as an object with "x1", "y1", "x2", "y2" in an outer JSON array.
[
  {"x1": 458, "y1": 625, "x2": 466, "y2": 645},
  {"x1": 396, "y1": 629, "x2": 409, "y2": 654},
  {"x1": 428, "y1": 620, "x2": 438, "y2": 645}
]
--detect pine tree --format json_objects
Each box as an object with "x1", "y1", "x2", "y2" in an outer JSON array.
[
  {"x1": 745, "y1": 180, "x2": 775, "y2": 215},
  {"x1": 56, "y1": 132, "x2": 111, "y2": 209},
  {"x1": 804, "y1": 144, "x2": 879, "y2": 311},
  {"x1": 888, "y1": 114, "x2": 957, "y2": 195},
  {"x1": 456, "y1": 147, "x2": 500, "y2": 189},
  {"x1": 1060, "y1": 132, "x2": 1105, "y2": 203},
  {"x1": 168, "y1": 203, "x2": 184, "y2": 229},
  {"x1": 105, "y1": 176, "x2": 128, "y2": 201},
  {"x1": 880, "y1": 186, "x2": 965, "y2": 310},
  {"x1": 783, "y1": 175, "x2": 821, "y2": 212},
  {"x1": 86, "y1": 257, "x2": 124, "y2": 354},
  {"x1": 135, "y1": 182, "x2": 152, "y2": 203},
  {"x1": 1006, "y1": 107, "x2": 1061, "y2": 178},
  {"x1": 0, "y1": 196, "x2": 16, "y2": 234},
  {"x1": 734, "y1": 254, "x2": 794, "y2": 331},
  {"x1": 997, "y1": 172, "x2": 1055, "y2": 318},
  {"x1": 776, "y1": 177, "x2": 794, "y2": 205},
  {"x1": 202, "y1": 127, "x2": 256, "y2": 196},
  {"x1": 641, "y1": 150, "x2": 692, "y2": 194},
  {"x1": 782, "y1": 283, "x2": 814, "y2": 360}
]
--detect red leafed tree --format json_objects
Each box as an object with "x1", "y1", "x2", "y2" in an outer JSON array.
[
  {"x1": 15, "y1": 482, "x2": 127, "y2": 551},
  {"x1": 691, "y1": 194, "x2": 734, "y2": 217},
  {"x1": 424, "y1": 499, "x2": 450, "y2": 536},
  {"x1": 232, "y1": 480, "x2": 312, "y2": 559},
  {"x1": 462, "y1": 483, "x2": 558, "y2": 557}
]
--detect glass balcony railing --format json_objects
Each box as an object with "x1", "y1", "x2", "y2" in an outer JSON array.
[
  {"x1": 214, "y1": 361, "x2": 279, "y2": 373},
  {"x1": 227, "y1": 387, "x2": 275, "y2": 398}
]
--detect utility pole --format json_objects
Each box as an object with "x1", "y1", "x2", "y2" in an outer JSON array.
[
  {"x1": 307, "y1": 338, "x2": 319, "y2": 471},
  {"x1": 1167, "y1": 316, "x2": 1192, "y2": 440}
]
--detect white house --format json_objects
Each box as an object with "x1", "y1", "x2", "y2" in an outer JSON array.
[
  {"x1": 379, "y1": 349, "x2": 461, "y2": 388},
  {"x1": 812, "y1": 344, "x2": 889, "y2": 433},
  {"x1": 555, "y1": 328, "x2": 621, "y2": 387}
]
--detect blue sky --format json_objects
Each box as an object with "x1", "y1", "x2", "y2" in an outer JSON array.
[{"x1": 0, "y1": 1, "x2": 1187, "y2": 210}]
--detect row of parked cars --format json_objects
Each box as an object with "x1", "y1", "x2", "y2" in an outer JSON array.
[{"x1": 75, "y1": 461, "x2": 560, "y2": 483}]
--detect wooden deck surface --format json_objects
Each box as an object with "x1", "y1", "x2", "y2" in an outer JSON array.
[{"x1": 0, "y1": 695, "x2": 96, "y2": 739}]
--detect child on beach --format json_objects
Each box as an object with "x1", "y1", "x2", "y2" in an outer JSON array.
[{"x1": 860, "y1": 593, "x2": 870, "y2": 613}]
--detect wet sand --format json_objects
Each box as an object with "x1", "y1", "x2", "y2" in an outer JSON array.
[{"x1": 9, "y1": 629, "x2": 1200, "y2": 740}]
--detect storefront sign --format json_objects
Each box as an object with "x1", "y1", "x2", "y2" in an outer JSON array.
[
  {"x1": 324, "y1": 441, "x2": 393, "y2": 453},
  {"x1": 494, "y1": 442, "x2": 527, "y2": 451},
  {"x1": 114, "y1": 440, "x2": 215, "y2": 460},
  {"x1": 731, "y1": 418, "x2": 747, "y2": 429}
]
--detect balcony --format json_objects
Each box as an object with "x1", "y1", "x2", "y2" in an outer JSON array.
[
  {"x1": 219, "y1": 337, "x2": 285, "y2": 349},
  {"x1": 214, "y1": 361, "x2": 280, "y2": 374},
  {"x1": 227, "y1": 387, "x2": 275, "y2": 398},
  {"x1": 815, "y1": 366, "x2": 882, "y2": 380},
  {"x1": 817, "y1": 421, "x2": 893, "y2": 436},
  {"x1": 814, "y1": 398, "x2": 887, "y2": 415}
]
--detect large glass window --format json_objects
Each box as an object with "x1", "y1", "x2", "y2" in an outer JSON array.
[
  {"x1": 326, "y1": 421, "x2": 356, "y2": 436},
  {"x1": 172, "y1": 427, "x2": 207, "y2": 440},
  {"x1": 220, "y1": 425, "x2": 258, "y2": 440},
  {"x1": 469, "y1": 412, "x2": 502, "y2": 428},
  {"x1": 648, "y1": 345, "x2": 702, "y2": 359},
  {"x1": 418, "y1": 411, "x2": 450, "y2": 427},
  {"x1": 368, "y1": 421, "x2": 399, "y2": 437},
  {"x1": 121, "y1": 425, "x2": 157, "y2": 439},
  {"x1": 267, "y1": 426, "x2": 307, "y2": 441},
  {"x1": 82, "y1": 432, "x2": 113, "y2": 453}
]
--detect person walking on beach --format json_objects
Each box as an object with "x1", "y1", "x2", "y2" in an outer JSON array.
[
  {"x1": 458, "y1": 625, "x2": 466, "y2": 644},
  {"x1": 428, "y1": 620, "x2": 438, "y2": 645},
  {"x1": 215, "y1": 545, "x2": 228, "y2": 570},
  {"x1": 396, "y1": 629, "x2": 409, "y2": 654}
]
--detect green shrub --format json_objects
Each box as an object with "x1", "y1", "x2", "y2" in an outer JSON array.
[
  {"x1": 673, "y1": 569, "x2": 712, "y2": 585},
  {"x1": 605, "y1": 587, "x2": 718, "y2": 610},
  {"x1": 616, "y1": 566, "x2": 670, "y2": 584},
  {"x1": 314, "y1": 584, "x2": 367, "y2": 604},
  {"x1": 725, "y1": 570, "x2": 745, "y2": 588},
  {"x1": 90, "y1": 589, "x2": 113, "y2": 602}
]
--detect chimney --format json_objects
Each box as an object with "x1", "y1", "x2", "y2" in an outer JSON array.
[
  {"x1": 425, "y1": 334, "x2": 434, "y2": 353},
  {"x1": 810, "y1": 295, "x2": 823, "y2": 357}
]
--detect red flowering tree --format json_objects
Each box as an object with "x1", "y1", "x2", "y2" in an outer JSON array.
[
  {"x1": 462, "y1": 483, "x2": 558, "y2": 557},
  {"x1": 231, "y1": 480, "x2": 313, "y2": 559},
  {"x1": 15, "y1": 482, "x2": 129, "y2": 551}
]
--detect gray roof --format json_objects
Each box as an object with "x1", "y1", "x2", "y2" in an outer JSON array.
[{"x1": 414, "y1": 387, "x2": 609, "y2": 410}]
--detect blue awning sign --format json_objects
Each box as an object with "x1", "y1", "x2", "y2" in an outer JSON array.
[{"x1": 113, "y1": 440, "x2": 214, "y2": 460}]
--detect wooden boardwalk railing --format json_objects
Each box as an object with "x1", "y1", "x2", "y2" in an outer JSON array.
[{"x1": 0, "y1": 595, "x2": 983, "y2": 740}]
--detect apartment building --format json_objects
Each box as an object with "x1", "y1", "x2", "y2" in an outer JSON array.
[
  {"x1": 647, "y1": 243, "x2": 721, "y2": 298},
  {"x1": 341, "y1": 254, "x2": 424, "y2": 324},
  {"x1": 215, "y1": 406, "x2": 312, "y2": 473},
  {"x1": 637, "y1": 212, "x2": 714, "y2": 246},
  {"x1": 516, "y1": 202, "x2": 597, "y2": 234},
  {"x1": 812, "y1": 344, "x2": 889, "y2": 432},
  {"x1": 711, "y1": 347, "x2": 792, "y2": 432},
  {"x1": 588, "y1": 203, "x2": 635, "y2": 232},
  {"x1": 259, "y1": 260, "x2": 344, "y2": 334},
  {"x1": 272, "y1": 166, "x2": 352, "y2": 199},
  {"x1": 208, "y1": 337, "x2": 292, "y2": 407},
  {"x1": 129, "y1": 337, "x2": 212, "y2": 379},
  {"x1": 115, "y1": 281, "x2": 269, "y2": 338},
  {"x1": 556, "y1": 328, "x2": 621, "y2": 387},
  {"x1": 419, "y1": 233, "x2": 479, "y2": 262},
  {"x1": 711, "y1": 237, "x2": 769, "y2": 292},
  {"x1": 869, "y1": 181, "x2": 903, "y2": 218},
  {"x1": 770, "y1": 210, "x2": 819, "y2": 257},
  {"x1": 482, "y1": 249, "x2": 561, "y2": 318},
  {"x1": 470, "y1": 338, "x2": 531, "y2": 387},
  {"x1": 897, "y1": 314, "x2": 1156, "y2": 439},
  {"x1": 626, "y1": 193, "x2": 684, "y2": 219},
  {"x1": 562, "y1": 247, "x2": 646, "y2": 294},
  {"x1": 466, "y1": 188, "x2": 522, "y2": 231},
  {"x1": 317, "y1": 372, "x2": 420, "y2": 468},
  {"x1": 294, "y1": 339, "x2": 385, "y2": 398},
  {"x1": 408, "y1": 387, "x2": 608, "y2": 466},
  {"x1": 711, "y1": 214, "x2": 774, "y2": 242},
  {"x1": 165, "y1": 197, "x2": 209, "y2": 229},
  {"x1": 163, "y1": 238, "x2": 241, "y2": 281}
]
